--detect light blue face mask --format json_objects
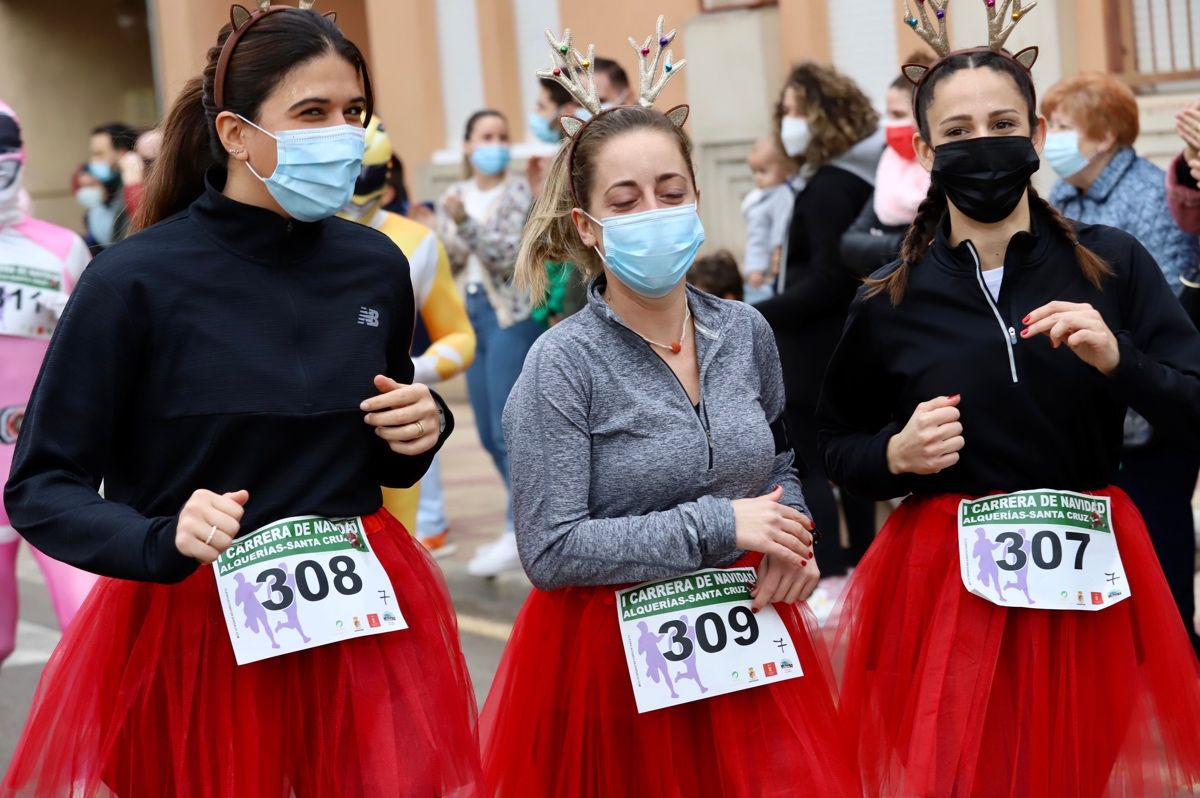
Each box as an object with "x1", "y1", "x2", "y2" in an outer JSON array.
[
  {"x1": 586, "y1": 203, "x2": 706, "y2": 298},
  {"x1": 87, "y1": 160, "x2": 114, "y2": 183},
  {"x1": 1044, "y1": 130, "x2": 1091, "y2": 179},
  {"x1": 239, "y1": 115, "x2": 366, "y2": 222},
  {"x1": 529, "y1": 113, "x2": 560, "y2": 144},
  {"x1": 470, "y1": 144, "x2": 511, "y2": 176}
]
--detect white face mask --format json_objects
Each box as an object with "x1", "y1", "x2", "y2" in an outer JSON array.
[{"x1": 780, "y1": 116, "x2": 811, "y2": 158}]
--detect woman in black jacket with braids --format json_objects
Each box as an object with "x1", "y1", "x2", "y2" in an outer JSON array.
[{"x1": 817, "y1": 45, "x2": 1200, "y2": 798}]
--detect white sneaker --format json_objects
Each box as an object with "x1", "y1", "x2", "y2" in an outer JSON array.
[{"x1": 467, "y1": 532, "x2": 522, "y2": 577}]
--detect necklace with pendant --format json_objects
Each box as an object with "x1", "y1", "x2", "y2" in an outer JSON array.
[{"x1": 636, "y1": 303, "x2": 691, "y2": 355}]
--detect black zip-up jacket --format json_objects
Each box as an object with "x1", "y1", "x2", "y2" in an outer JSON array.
[
  {"x1": 839, "y1": 194, "x2": 908, "y2": 279},
  {"x1": 817, "y1": 205, "x2": 1200, "y2": 500},
  {"x1": 4, "y1": 173, "x2": 453, "y2": 583}
]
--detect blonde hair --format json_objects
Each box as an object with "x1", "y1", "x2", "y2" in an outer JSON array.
[{"x1": 516, "y1": 105, "x2": 696, "y2": 302}]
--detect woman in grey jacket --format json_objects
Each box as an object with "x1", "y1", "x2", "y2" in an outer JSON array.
[{"x1": 476, "y1": 93, "x2": 859, "y2": 796}]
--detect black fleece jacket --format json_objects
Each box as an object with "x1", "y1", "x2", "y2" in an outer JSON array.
[
  {"x1": 818, "y1": 204, "x2": 1200, "y2": 500},
  {"x1": 4, "y1": 172, "x2": 452, "y2": 583}
]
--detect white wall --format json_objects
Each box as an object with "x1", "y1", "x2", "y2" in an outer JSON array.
[
  {"x1": 434, "y1": 0, "x2": 485, "y2": 151},
  {"x1": 827, "y1": 0, "x2": 900, "y2": 108}
]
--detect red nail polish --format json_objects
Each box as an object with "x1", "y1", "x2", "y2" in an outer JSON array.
[
  {"x1": 800, "y1": 560, "x2": 807, "y2": 567},
  {"x1": 1023, "y1": 314, "x2": 1031, "y2": 324},
  {"x1": 949, "y1": 394, "x2": 960, "y2": 401},
  {"x1": 1021, "y1": 328, "x2": 1030, "y2": 337}
]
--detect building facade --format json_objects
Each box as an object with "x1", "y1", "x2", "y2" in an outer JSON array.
[{"x1": 2, "y1": 0, "x2": 1197, "y2": 250}]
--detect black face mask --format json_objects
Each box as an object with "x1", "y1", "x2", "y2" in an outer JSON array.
[{"x1": 931, "y1": 136, "x2": 1040, "y2": 224}]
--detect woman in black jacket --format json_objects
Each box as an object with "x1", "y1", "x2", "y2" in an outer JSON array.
[
  {"x1": 818, "y1": 46, "x2": 1200, "y2": 797},
  {"x1": 756, "y1": 63, "x2": 883, "y2": 593},
  {"x1": 1, "y1": 7, "x2": 480, "y2": 796}
]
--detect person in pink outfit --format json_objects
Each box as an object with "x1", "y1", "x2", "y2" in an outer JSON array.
[{"x1": 0, "y1": 100, "x2": 97, "y2": 663}]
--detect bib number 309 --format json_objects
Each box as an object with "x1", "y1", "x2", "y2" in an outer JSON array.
[
  {"x1": 616, "y1": 567, "x2": 803, "y2": 714},
  {"x1": 214, "y1": 516, "x2": 407, "y2": 665},
  {"x1": 958, "y1": 490, "x2": 1131, "y2": 612}
]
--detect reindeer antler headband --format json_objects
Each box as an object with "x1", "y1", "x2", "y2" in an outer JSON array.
[
  {"x1": 536, "y1": 15, "x2": 689, "y2": 140},
  {"x1": 902, "y1": 0, "x2": 1039, "y2": 93},
  {"x1": 214, "y1": 1, "x2": 370, "y2": 121}
]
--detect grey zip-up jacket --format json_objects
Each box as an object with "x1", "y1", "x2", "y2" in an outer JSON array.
[{"x1": 502, "y1": 278, "x2": 807, "y2": 591}]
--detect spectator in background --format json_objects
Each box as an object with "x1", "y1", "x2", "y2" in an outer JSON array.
[
  {"x1": 1045, "y1": 73, "x2": 1196, "y2": 291},
  {"x1": 74, "y1": 122, "x2": 136, "y2": 249},
  {"x1": 687, "y1": 250, "x2": 744, "y2": 301},
  {"x1": 118, "y1": 127, "x2": 163, "y2": 220},
  {"x1": 841, "y1": 63, "x2": 932, "y2": 278},
  {"x1": 755, "y1": 62, "x2": 884, "y2": 614},
  {"x1": 741, "y1": 136, "x2": 797, "y2": 303},
  {"x1": 434, "y1": 109, "x2": 539, "y2": 578},
  {"x1": 530, "y1": 78, "x2": 583, "y2": 147},
  {"x1": 1045, "y1": 72, "x2": 1200, "y2": 656},
  {"x1": 1166, "y1": 99, "x2": 1200, "y2": 326},
  {"x1": 592, "y1": 57, "x2": 631, "y2": 108}
]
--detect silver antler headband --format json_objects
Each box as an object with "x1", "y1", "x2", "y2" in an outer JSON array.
[
  {"x1": 902, "y1": 0, "x2": 1039, "y2": 86},
  {"x1": 537, "y1": 15, "x2": 688, "y2": 139}
]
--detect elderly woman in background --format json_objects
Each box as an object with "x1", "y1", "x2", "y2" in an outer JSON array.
[{"x1": 1044, "y1": 71, "x2": 1200, "y2": 656}]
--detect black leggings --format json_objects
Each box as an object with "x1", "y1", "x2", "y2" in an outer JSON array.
[
  {"x1": 788, "y1": 407, "x2": 877, "y2": 577},
  {"x1": 1115, "y1": 439, "x2": 1200, "y2": 657}
]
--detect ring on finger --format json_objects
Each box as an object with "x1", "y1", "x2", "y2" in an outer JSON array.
[
  {"x1": 204, "y1": 525, "x2": 217, "y2": 546},
  {"x1": 414, "y1": 420, "x2": 425, "y2": 438}
]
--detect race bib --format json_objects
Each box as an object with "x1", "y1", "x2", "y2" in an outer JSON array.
[
  {"x1": 214, "y1": 515, "x2": 407, "y2": 665},
  {"x1": 958, "y1": 490, "x2": 1131, "y2": 611},
  {"x1": 0, "y1": 262, "x2": 66, "y2": 340},
  {"x1": 616, "y1": 567, "x2": 802, "y2": 714}
]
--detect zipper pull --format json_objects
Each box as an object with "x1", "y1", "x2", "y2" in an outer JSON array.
[{"x1": 1008, "y1": 326, "x2": 1018, "y2": 345}]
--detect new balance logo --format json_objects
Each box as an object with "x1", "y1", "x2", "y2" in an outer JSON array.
[{"x1": 357, "y1": 307, "x2": 380, "y2": 327}]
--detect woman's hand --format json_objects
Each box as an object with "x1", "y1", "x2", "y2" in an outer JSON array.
[
  {"x1": 887, "y1": 394, "x2": 964, "y2": 475},
  {"x1": 361, "y1": 375, "x2": 442, "y2": 456},
  {"x1": 408, "y1": 204, "x2": 438, "y2": 229},
  {"x1": 1021, "y1": 301, "x2": 1119, "y2": 375},
  {"x1": 1175, "y1": 103, "x2": 1200, "y2": 162},
  {"x1": 750, "y1": 552, "x2": 820, "y2": 611},
  {"x1": 175, "y1": 489, "x2": 249, "y2": 563},
  {"x1": 731, "y1": 486, "x2": 815, "y2": 568},
  {"x1": 443, "y1": 193, "x2": 468, "y2": 225}
]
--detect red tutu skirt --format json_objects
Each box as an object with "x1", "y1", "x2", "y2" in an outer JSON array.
[
  {"x1": 479, "y1": 553, "x2": 861, "y2": 797},
  {"x1": 1, "y1": 510, "x2": 481, "y2": 797},
  {"x1": 828, "y1": 488, "x2": 1200, "y2": 798}
]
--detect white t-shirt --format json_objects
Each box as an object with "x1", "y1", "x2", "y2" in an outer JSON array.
[
  {"x1": 982, "y1": 266, "x2": 1004, "y2": 301},
  {"x1": 460, "y1": 181, "x2": 505, "y2": 286}
]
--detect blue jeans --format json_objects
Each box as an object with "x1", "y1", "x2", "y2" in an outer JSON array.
[
  {"x1": 465, "y1": 289, "x2": 542, "y2": 523},
  {"x1": 415, "y1": 454, "x2": 446, "y2": 539}
]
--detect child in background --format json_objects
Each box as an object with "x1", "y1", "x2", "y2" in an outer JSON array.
[
  {"x1": 742, "y1": 136, "x2": 797, "y2": 303},
  {"x1": 687, "y1": 250, "x2": 744, "y2": 301}
]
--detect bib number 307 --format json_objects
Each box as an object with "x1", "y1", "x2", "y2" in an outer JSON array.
[
  {"x1": 958, "y1": 490, "x2": 1131, "y2": 612},
  {"x1": 214, "y1": 516, "x2": 407, "y2": 665},
  {"x1": 615, "y1": 567, "x2": 803, "y2": 714}
]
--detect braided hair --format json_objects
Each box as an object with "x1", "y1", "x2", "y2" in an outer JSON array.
[{"x1": 866, "y1": 50, "x2": 1111, "y2": 304}]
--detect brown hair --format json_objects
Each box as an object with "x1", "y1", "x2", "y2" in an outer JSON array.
[
  {"x1": 688, "y1": 250, "x2": 744, "y2": 301},
  {"x1": 1042, "y1": 72, "x2": 1140, "y2": 148},
  {"x1": 515, "y1": 105, "x2": 696, "y2": 301},
  {"x1": 866, "y1": 50, "x2": 1111, "y2": 304},
  {"x1": 775, "y1": 62, "x2": 879, "y2": 170},
  {"x1": 133, "y1": 10, "x2": 372, "y2": 232},
  {"x1": 462, "y1": 109, "x2": 507, "y2": 178}
]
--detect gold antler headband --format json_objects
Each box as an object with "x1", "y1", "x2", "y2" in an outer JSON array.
[
  {"x1": 215, "y1": 2, "x2": 344, "y2": 113},
  {"x1": 902, "y1": 0, "x2": 1039, "y2": 87}
]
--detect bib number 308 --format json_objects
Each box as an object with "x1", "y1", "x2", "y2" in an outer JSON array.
[
  {"x1": 258, "y1": 556, "x2": 363, "y2": 610},
  {"x1": 214, "y1": 516, "x2": 407, "y2": 665}
]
